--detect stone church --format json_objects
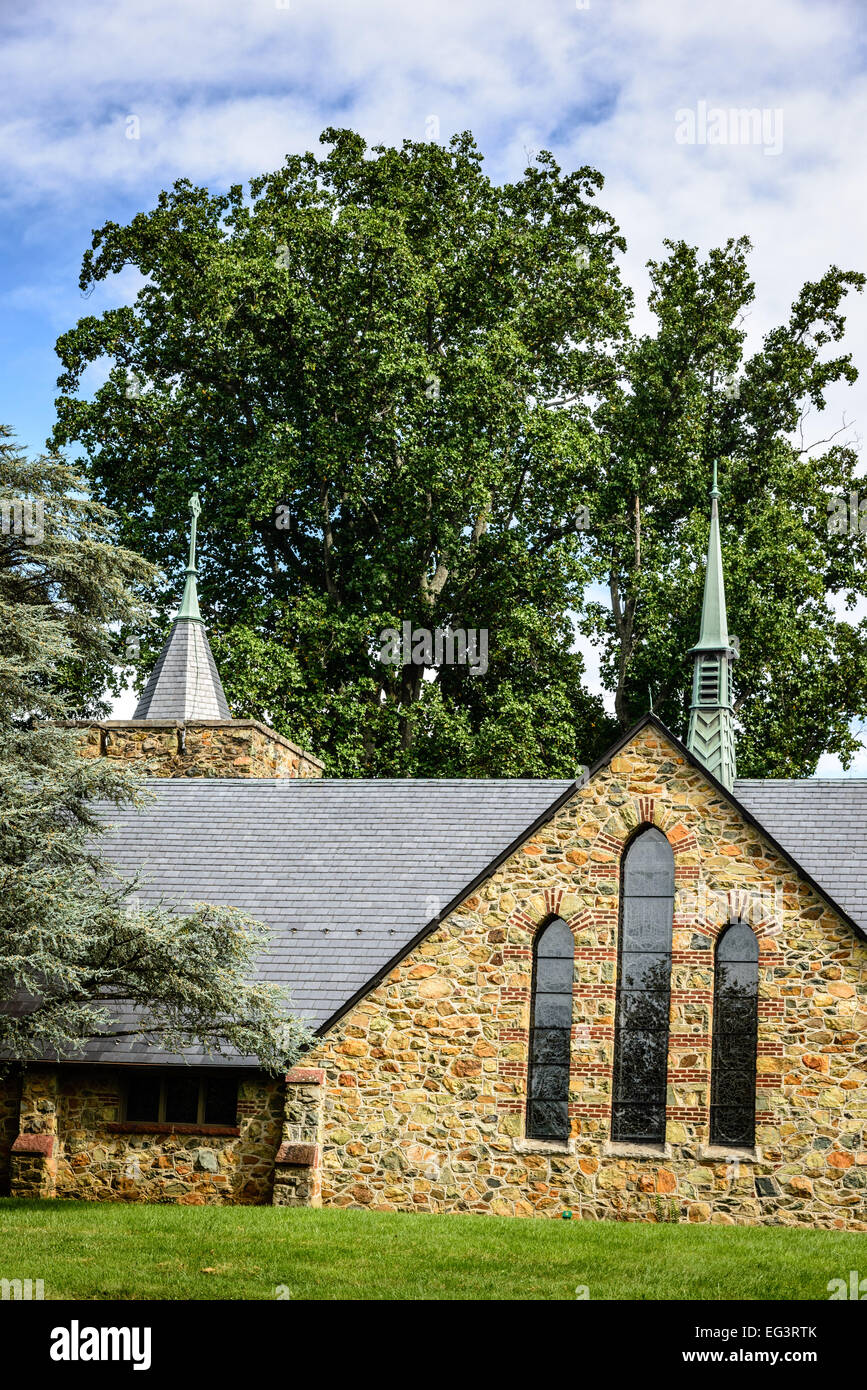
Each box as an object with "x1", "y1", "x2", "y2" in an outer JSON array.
[{"x1": 2, "y1": 478, "x2": 866, "y2": 1228}]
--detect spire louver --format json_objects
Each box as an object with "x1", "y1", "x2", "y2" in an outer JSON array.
[{"x1": 686, "y1": 463, "x2": 737, "y2": 791}]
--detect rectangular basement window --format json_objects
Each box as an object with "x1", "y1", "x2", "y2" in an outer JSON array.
[{"x1": 124, "y1": 1072, "x2": 239, "y2": 1128}]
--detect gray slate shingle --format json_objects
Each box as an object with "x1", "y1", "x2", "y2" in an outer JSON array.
[
  {"x1": 735, "y1": 778, "x2": 867, "y2": 935},
  {"x1": 81, "y1": 777, "x2": 573, "y2": 1066},
  {"x1": 72, "y1": 772, "x2": 867, "y2": 1069},
  {"x1": 133, "y1": 619, "x2": 230, "y2": 720}
]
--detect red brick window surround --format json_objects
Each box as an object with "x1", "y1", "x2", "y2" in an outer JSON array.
[{"x1": 611, "y1": 826, "x2": 675, "y2": 1145}]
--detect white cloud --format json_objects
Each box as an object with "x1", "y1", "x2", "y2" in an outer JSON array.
[{"x1": 2, "y1": 0, "x2": 865, "y2": 765}]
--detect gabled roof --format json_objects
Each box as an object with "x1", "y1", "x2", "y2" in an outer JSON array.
[
  {"x1": 80, "y1": 776, "x2": 575, "y2": 1065},
  {"x1": 590, "y1": 713, "x2": 867, "y2": 944},
  {"x1": 70, "y1": 714, "x2": 866, "y2": 1069},
  {"x1": 132, "y1": 619, "x2": 230, "y2": 720},
  {"x1": 735, "y1": 778, "x2": 867, "y2": 937}
]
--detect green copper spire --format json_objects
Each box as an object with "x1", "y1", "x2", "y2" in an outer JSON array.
[
  {"x1": 691, "y1": 460, "x2": 729, "y2": 653},
  {"x1": 178, "y1": 492, "x2": 202, "y2": 622},
  {"x1": 686, "y1": 463, "x2": 737, "y2": 791}
]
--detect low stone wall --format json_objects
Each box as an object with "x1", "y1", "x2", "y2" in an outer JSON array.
[
  {"x1": 0, "y1": 1068, "x2": 22, "y2": 1195},
  {"x1": 67, "y1": 720, "x2": 324, "y2": 779},
  {"x1": 4, "y1": 1067, "x2": 283, "y2": 1204}
]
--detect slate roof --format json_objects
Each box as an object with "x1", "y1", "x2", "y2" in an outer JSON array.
[
  {"x1": 735, "y1": 778, "x2": 867, "y2": 938},
  {"x1": 133, "y1": 619, "x2": 230, "y2": 721},
  {"x1": 77, "y1": 777, "x2": 575, "y2": 1067},
  {"x1": 52, "y1": 733, "x2": 867, "y2": 1072}
]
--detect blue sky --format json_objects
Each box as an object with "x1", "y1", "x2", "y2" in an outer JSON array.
[{"x1": 1, "y1": 0, "x2": 865, "y2": 764}]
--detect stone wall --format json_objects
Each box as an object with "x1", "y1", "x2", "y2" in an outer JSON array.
[
  {"x1": 273, "y1": 1068, "x2": 325, "y2": 1206},
  {"x1": 4, "y1": 1067, "x2": 283, "y2": 1204},
  {"x1": 9, "y1": 1067, "x2": 58, "y2": 1198},
  {"x1": 0, "y1": 1068, "x2": 22, "y2": 1195},
  {"x1": 5, "y1": 723, "x2": 865, "y2": 1224},
  {"x1": 67, "y1": 720, "x2": 324, "y2": 779},
  {"x1": 309, "y1": 725, "x2": 867, "y2": 1228}
]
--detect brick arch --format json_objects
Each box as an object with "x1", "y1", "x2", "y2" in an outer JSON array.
[
  {"x1": 686, "y1": 887, "x2": 780, "y2": 942},
  {"x1": 595, "y1": 806, "x2": 698, "y2": 859},
  {"x1": 506, "y1": 889, "x2": 569, "y2": 936}
]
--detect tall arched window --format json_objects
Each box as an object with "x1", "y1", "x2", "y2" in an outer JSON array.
[
  {"x1": 526, "y1": 916, "x2": 574, "y2": 1142},
  {"x1": 611, "y1": 827, "x2": 675, "y2": 1144},
  {"x1": 710, "y1": 921, "x2": 759, "y2": 1148}
]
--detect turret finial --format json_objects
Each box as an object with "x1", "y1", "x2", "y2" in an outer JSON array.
[{"x1": 178, "y1": 492, "x2": 202, "y2": 622}]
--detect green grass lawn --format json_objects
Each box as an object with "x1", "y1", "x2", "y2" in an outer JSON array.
[{"x1": 0, "y1": 1198, "x2": 863, "y2": 1300}]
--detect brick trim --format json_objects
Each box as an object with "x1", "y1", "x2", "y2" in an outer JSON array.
[
  {"x1": 285, "y1": 1067, "x2": 325, "y2": 1085},
  {"x1": 12, "y1": 1133, "x2": 55, "y2": 1156},
  {"x1": 275, "y1": 1141, "x2": 320, "y2": 1167}
]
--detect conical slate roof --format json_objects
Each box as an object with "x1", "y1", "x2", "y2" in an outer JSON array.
[
  {"x1": 133, "y1": 618, "x2": 231, "y2": 720},
  {"x1": 133, "y1": 492, "x2": 231, "y2": 721}
]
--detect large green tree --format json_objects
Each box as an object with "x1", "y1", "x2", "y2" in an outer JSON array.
[
  {"x1": 52, "y1": 130, "x2": 867, "y2": 777},
  {"x1": 0, "y1": 429, "x2": 311, "y2": 1066},
  {"x1": 587, "y1": 238, "x2": 867, "y2": 774}
]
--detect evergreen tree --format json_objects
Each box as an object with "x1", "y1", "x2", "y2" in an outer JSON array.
[{"x1": 0, "y1": 428, "x2": 311, "y2": 1067}]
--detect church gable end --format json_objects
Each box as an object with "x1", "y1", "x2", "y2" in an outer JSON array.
[{"x1": 311, "y1": 722, "x2": 867, "y2": 1227}]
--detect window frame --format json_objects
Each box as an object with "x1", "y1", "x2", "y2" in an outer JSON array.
[
  {"x1": 122, "y1": 1071, "x2": 238, "y2": 1128},
  {"x1": 526, "y1": 915, "x2": 574, "y2": 1143},
  {"x1": 610, "y1": 825, "x2": 675, "y2": 1146},
  {"x1": 709, "y1": 919, "x2": 759, "y2": 1149}
]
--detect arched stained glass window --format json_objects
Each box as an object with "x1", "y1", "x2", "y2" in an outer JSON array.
[
  {"x1": 710, "y1": 921, "x2": 759, "y2": 1148},
  {"x1": 526, "y1": 917, "x2": 574, "y2": 1142},
  {"x1": 611, "y1": 827, "x2": 675, "y2": 1144}
]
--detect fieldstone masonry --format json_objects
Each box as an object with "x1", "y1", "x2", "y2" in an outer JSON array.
[
  {"x1": 65, "y1": 719, "x2": 324, "y2": 779},
  {"x1": 4, "y1": 1067, "x2": 283, "y2": 1203},
  {"x1": 10, "y1": 1068, "x2": 58, "y2": 1198},
  {"x1": 310, "y1": 726, "x2": 867, "y2": 1228},
  {"x1": 272, "y1": 1068, "x2": 325, "y2": 1206},
  {"x1": 2, "y1": 723, "x2": 864, "y2": 1226}
]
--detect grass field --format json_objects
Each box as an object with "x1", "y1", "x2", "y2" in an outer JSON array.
[{"x1": 0, "y1": 1199, "x2": 864, "y2": 1300}]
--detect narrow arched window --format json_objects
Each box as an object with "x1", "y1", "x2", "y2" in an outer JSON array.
[
  {"x1": 710, "y1": 921, "x2": 759, "y2": 1148},
  {"x1": 611, "y1": 827, "x2": 675, "y2": 1144},
  {"x1": 526, "y1": 916, "x2": 574, "y2": 1142}
]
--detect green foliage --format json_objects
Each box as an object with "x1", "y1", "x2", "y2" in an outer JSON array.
[
  {"x1": 0, "y1": 425, "x2": 154, "y2": 719},
  {"x1": 589, "y1": 238, "x2": 867, "y2": 774},
  {"x1": 53, "y1": 129, "x2": 626, "y2": 775},
  {"x1": 52, "y1": 132, "x2": 867, "y2": 776},
  {"x1": 0, "y1": 431, "x2": 312, "y2": 1068}
]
